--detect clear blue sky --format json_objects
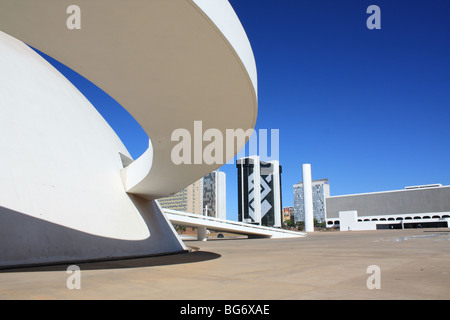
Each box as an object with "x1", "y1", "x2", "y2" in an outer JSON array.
[{"x1": 40, "y1": 0, "x2": 450, "y2": 222}]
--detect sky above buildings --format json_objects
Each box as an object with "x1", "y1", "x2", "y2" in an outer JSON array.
[
  {"x1": 223, "y1": 0, "x2": 450, "y2": 220},
  {"x1": 40, "y1": 0, "x2": 450, "y2": 222}
]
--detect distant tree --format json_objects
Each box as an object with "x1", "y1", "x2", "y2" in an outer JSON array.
[
  {"x1": 314, "y1": 218, "x2": 326, "y2": 229},
  {"x1": 174, "y1": 225, "x2": 186, "y2": 234},
  {"x1": 283, "y1": 219, "x2": 295, "y2": 229},
  {"x1": 295, "y1": 221, "x2": 305, "y2": 231}
]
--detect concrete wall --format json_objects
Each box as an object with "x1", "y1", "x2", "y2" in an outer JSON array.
[{"x1": 338, "y1": 211, "x2": 450, "y2": 232}]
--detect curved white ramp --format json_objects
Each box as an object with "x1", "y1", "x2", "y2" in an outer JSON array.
[{"x1": 164, "y1": 209, "x2": 306, "y2": 239}]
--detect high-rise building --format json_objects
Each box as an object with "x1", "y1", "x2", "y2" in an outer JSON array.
[
  {"x1": 158, "y1": 178, "x2": 204, "y2": 215},
  {"x1": 236, "y1": 156, "x2": 282, "y2": 227},
  {"x1": 203, "y1": 170, "x2": 227, "y2": 220},
  {"x1": 293, "y1": 179, "x2": 330, "y2": 223}
]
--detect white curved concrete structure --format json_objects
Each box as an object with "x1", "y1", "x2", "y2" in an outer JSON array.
[
  {"x1": 0, "y1": 0, "x2": 258, "y2": 199},
  {"x1": 164, "y1": 209, "x2": 306, "y2": 239},
  {"x1": 0, "y1": 0, "x2": 258, "y2": 267}
]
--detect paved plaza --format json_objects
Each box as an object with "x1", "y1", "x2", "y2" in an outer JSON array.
[{"x1": 1, "y1": 229, "x2": 449, "y2": 300}]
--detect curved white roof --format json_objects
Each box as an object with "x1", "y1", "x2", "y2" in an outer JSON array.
[{"x1": 0, "y1": 0, "x2": 258, "y2": 199}]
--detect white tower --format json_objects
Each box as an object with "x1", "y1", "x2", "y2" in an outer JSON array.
[
  {"x1": 302, "y1": 164, "x2": 314, "y2": 232},
  {"x1": 271, "y1": 160, "x2": 282, "y2": 228}
]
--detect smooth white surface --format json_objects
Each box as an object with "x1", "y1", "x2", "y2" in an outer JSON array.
[
  {"x1": 193, "y1": 0, "x2": 258, "y2": 94},
  {"x1": 0, "y1": 0, "x2": 258, "y2": 267},
  {"x1": 272, "y1": 161, "x2": 282, "y2": 228},
  {"x1": 217, "y1": 171, "x2": 227, "y2": 220},
  {"x1": 197, "y1": 226, "x2": 208, "y2": 241},
  {"x1": 251, "y1": 156, "x2": 262, "y2": 224},
  {"x1": 339, "y1": 211, "x2": 365, "y2": 231},
  {"x1": 0, "y1": 0, "x2": 258, "y2": 199},
  {"x1": 0, "y1": 31, "x2": 185, "y2": 267},
  {"x1": 302, "y1": 164, "x2": 314, "y2": 232},
  {"x1": 164, "y1": 209, "x2": 306, "y2": 239}
]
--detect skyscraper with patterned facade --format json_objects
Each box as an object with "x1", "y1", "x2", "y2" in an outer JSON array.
[{"x1": 236, "y1": 156, "x2": 282, "y2": 227}]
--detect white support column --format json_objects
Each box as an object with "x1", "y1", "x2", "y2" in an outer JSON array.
[
  {"x1": 197, "y1": 226, "x2": 207, "y2": 241},
  {"x1": 251, "y1": 156, "x2": 261, "y2": 225},
  {"x1": 272, "y1": 161, "x2": 282, "y2": 228},
  {"x1": 302, "y1": 164, "x2": 314, "y2": 232},
  {"x1": 217, "y1": 171, "x2": 227, "y2": 220}
]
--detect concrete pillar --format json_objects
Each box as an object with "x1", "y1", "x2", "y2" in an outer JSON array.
[
  {"x1": 302, "y1": 164, "x2": 314, "y2": 232},
  {"x1": 197, "y1": 226, "x2": 208, "y2": 241},
  {"x1": 272, "y1": 161, "x2": 282, "y2": 228},
  {"x1": 252, "y1": 156, "x2": 262, "y2": 225}
]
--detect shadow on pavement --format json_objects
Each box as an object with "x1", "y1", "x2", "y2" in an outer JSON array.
[{"x1": 0, "y1": 249, "x2": 221, "y2": 273}]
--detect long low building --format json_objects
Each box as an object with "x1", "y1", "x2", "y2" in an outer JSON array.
[{"x1": 325, "y1": 184, "x2": 450, "y2": 231}]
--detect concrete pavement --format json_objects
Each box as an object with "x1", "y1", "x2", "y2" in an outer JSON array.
[{"x1": 0, "y1": 229, "x2": 449, "y2": 299}]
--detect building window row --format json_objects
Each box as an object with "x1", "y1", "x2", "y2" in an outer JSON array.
[{"x1": 327, "y1": 214, "x2": 450, "y2": 225}]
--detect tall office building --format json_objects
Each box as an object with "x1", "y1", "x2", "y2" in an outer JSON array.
[
  {"x1": 236, "y1": 156, "x2": 282, "y2": 227},
  {"x1": 158, "y1": 178, "x2": 204, "y2": 215},
  {"x1": 203, "y1": 170, "x2": 227, "y2": 220},
  {"x1": 293, "y1": 178, "x2": 330, "y2": 223}
]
